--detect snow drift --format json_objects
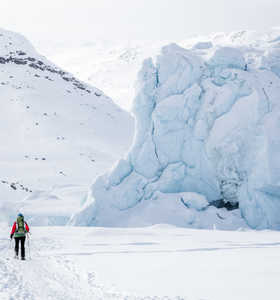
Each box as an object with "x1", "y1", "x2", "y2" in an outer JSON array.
[
  {"x1": 72, "y1": 31, "x2": 280, "y2": 229},
  {"x1": 0, "y1": 28, "x2": 134, "y2": 225}
]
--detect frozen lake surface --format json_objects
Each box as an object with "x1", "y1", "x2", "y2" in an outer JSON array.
[{"x1": 0, "y1": 225, "x2": 279, "y2": 299}]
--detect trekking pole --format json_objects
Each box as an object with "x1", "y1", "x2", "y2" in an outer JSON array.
[
  {"x1": 5, "y1": 238, "x2": 12, "y2": 257},
  {"x1": 8, "y1": 237, "x2": 14, "y2": 259},
  {"x1": 27, "y1": 233, "x2": 31, "y2": 260}
]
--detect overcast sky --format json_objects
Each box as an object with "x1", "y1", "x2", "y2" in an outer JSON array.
[{"x1": 2, "y1": 0, "x2": 280, "y2": 49}]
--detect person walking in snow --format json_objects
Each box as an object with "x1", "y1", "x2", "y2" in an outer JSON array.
[{"x1": 10, "y1": 213, "x2": 30, "y2": 260}]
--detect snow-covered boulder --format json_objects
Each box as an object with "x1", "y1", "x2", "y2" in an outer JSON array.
[{"x1": 72, "y1": 34, "x2": 280, "y2": 230}]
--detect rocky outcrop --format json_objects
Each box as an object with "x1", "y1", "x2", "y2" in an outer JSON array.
[{"x1": 0, "y1": 53, "x2": 92, "y2": 93}]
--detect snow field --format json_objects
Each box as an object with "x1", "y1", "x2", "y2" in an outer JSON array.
[{"x1": 1, "y1": 226, "x2": 280, "y2": 300}]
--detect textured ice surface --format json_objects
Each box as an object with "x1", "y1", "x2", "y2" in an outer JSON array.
[{"x1": 72, "y1": 30, "x2": 280, "y2": 230}]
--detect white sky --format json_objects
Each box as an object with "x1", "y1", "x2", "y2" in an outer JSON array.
[{"x1": 2, "y1": 0, "x2": 280, "y2": 49}]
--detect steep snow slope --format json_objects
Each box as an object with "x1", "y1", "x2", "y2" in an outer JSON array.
[
  {"x1": 72, "y1": 30, "x2": 280, "y2": 229},
  {"x1": 0, "y1": 29, "x2": 134, "y2": 225}
]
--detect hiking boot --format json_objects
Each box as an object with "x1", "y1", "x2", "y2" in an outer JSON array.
[{"x1": 21, "y1": 257, "x2": 25, "y2": 261}]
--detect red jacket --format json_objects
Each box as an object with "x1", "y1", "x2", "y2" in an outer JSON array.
[{"x1": 10, "y1": 221, "x2": 29, "y2": 235}]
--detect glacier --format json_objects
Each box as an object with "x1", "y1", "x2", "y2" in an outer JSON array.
[{"x1": 72, "y1": 32, "x2": 280, "y2": 230}]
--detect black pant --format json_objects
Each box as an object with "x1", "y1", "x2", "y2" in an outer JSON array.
[{"x1": 14, "y1": 236, "x2": 26, "y2": 258}]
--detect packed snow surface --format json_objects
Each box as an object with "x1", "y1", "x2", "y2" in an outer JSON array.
[
  {"x1": 73, "y1": 30, "x2": 280, "y2": 229},
  {"x1": 0, "y1": 225, "x2": 280, "y2": 300},
  {"x1": 0, "y1": 29, "x2": 134, "y2": 225}
]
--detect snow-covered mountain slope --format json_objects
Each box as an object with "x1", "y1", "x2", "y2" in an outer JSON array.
[
  {"x1": 0, "y1": 29, "x2": 134, "y2": 225},
  {"x1": 44, "y1": 40, "x2": 169, "y2": 110},
  {"x1": 72, "y1": 30, "x2": 280, "y2": 229}
]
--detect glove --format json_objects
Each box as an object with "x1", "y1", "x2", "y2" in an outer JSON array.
[{"x1": 10, "y1": 234, "x2": 13, "y2": 239}]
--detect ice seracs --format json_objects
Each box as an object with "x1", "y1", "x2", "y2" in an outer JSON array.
[{"x1": 72, "y1": 31, "x2": 280, "y2": 230}]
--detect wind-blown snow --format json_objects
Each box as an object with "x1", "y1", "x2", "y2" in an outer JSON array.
[
  {"x1": 72, "y1": 30, "x2": 280, "y2": 229},
  {"x1": 0, "y1": 29, "x2": 134, "y2": 225}
]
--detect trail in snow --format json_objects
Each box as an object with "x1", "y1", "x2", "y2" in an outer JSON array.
[{"x1": 0, "y1": 230, "x2": 184, "y2": 300}]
